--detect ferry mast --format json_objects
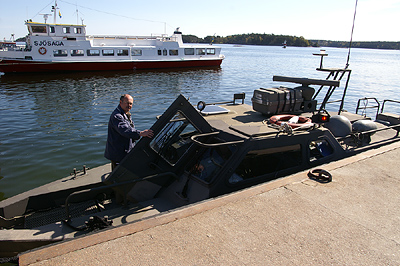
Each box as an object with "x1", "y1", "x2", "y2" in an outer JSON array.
[{"x1": 51, "y1": 0, "x2": 59, "y2": 24}]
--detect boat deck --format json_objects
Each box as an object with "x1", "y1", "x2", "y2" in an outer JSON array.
[
  {"x1": 203, "y1": 103, "x2": 396, "y2": 138},
  {"x1": 18, "y1": 141, "x2": 400, "y2": 266}
]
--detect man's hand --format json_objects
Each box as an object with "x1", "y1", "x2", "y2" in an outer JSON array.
[{"x1": 140, "y1": 129, "x2": 154, "y2": 138}]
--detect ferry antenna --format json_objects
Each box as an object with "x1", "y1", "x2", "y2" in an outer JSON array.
[{"x1": 39, "y1": 13, "x2": 52, "y2": 24}]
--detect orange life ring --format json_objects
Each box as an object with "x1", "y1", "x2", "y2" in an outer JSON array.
[
  {"x1": 38, "y1": 47, "x2": 47, "y2": 55},
  {"x1": 269, "y1": 114, "x2": 313, "y2": 129}
]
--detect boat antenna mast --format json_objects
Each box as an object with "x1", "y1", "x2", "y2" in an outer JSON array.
[
  {"x1": 346, "y1": 0, "x2": 358, "y2": 69},
  {"x1": 39, "y1": 13, "x2": 52, "y2": 24},
  {"x1": 51, "y1": 0, "x2": 59, "y2": 24}
]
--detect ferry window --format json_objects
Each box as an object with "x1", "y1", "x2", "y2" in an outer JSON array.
[
  {"x1": 75, "y1": 27, "x2": 82, "y2": 34},
  {"x1": 53, "y1": 49, "x2": 68, "y2": 57},
  {"x1": 71, "y1": 49, "x2": 84, "y2": 56},
  {"x1": 169, "y1": 50, "x2": 178, "y2": 56},
  {"x1": 149, "y1": 111, "x2": 199, "y2": 166},
  {"x1": 163, "y1": 49, "x2": 167, "y2": 56},
  {"x1": 31, "y1": 26, "x2": 47, "y2": 33},
  {"x1": 184, "y1": 48, "x2": 194, "y2": 55},
  {"x1": 50, "y1": 27, "x2": 56, "y2": 33},
  {"x1": 158, "y1": 50, "x2": 162, "y2": 56},
  {"x1": 309, "y1": 139, "x2": 334, "y2": 163},
  {"x1": 196, "y1": 48, "x2": 206, "y2": 55},
  {"x1": 229, "y1": 145, "x2": 302, "y2": 184},
  {"x1": 117, "y1": 49, "x2": 129, "y2": 56},
  {"x1": 207, "y1": 48, "x2": 215, "y2": 55},
  {"x1": 132, "y1": 49, "x2": 142, "y2": 56},
  {"x1": 63, "y1": 27, "x2": 71, "y2": 34},
  {"x1": 87, "y1": 49, "x2": 100, "y2": 56},
  {"x1": 102, "y1": 49, "x2": 115, "y2": 56}
]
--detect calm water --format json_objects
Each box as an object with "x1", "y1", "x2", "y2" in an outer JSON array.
[{"x1": 1, "y1": 45, "x2": 399, "y2": 199}]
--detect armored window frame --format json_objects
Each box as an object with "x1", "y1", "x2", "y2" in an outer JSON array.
[{"x1": 149, "y1": 111, "x2": 199, "y2": 166}]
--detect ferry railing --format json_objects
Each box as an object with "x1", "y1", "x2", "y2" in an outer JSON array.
[{"x1": 87, "y1": 35, "x2": 177, "y2": 42}]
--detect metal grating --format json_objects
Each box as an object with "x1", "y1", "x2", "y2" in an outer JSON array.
[{"x1": 24, "y1": 200, "x2": 111, "y2": 229}]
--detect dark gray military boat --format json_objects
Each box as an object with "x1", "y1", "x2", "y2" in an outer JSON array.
[{"x1": 1, "y1": 53, "x2": 400, "y2": 261}]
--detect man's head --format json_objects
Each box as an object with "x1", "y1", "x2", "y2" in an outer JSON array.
[{"x1": 119, "y1": 94, "x2": 133, "y2": 113}]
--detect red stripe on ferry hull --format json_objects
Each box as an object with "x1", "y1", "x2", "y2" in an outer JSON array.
[{"x1": 0, "y1": 59, "x2": 223, "y2": 73}]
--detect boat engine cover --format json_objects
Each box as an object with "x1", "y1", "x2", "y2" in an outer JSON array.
[
  {"x1": 352, "y1": 120, "x2": 378, "y2": 135},
  {"x1": 324, "y1": 115, "x2": 352, "y2": 137}
]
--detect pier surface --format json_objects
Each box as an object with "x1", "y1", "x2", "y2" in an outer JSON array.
[{"x1": 20, "y1": 142, "x2": 400, "y2": 265}]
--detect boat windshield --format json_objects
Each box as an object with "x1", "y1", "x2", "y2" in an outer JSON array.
[
  {"x1": 150, "y1": 111, "x2": 198, "y2": 165},
  {"x1": 189, "y1": 144, "x2": 236, "y2": 183}
]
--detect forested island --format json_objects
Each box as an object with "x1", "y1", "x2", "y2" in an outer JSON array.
[
  {"x1": 310, "y1": 40, "x2": 400, "y2": 50},
  {"x1": 183, "y1": 33, "x2": 400, "y2": 50}
]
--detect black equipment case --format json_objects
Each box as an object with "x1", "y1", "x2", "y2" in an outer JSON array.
[{"x1": 251, "y1": 87, "x2": 303, "y2": 115}]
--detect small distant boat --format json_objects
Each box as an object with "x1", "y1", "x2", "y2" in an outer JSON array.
[
  {"x1": 282, "y1": 40, "x2": 287, "y2": 48},
  {"x1": 0, "y1": 1, "x2": 224, "y2": 74}
]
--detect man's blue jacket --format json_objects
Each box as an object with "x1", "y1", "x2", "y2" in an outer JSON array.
[{"x1": 104, "y1": 105, "x2": 141, "y2": 162}]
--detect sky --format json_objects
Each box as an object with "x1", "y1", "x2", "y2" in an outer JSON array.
[{"x1": 0, "y1": 0, "x2": 399, "y2": 42}]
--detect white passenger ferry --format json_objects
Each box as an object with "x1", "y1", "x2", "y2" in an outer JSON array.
[{"x1": 0, "y1": 5, "x2": 224, "y2": 74}]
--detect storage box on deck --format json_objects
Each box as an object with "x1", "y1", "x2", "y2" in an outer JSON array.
[{"x1": 251, "y1": 87, "x2": 303, "y2": 115}]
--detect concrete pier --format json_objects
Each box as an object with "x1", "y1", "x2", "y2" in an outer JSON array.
[{"x1": 19, "y1": 142, "x2": 400, "y2": 265}]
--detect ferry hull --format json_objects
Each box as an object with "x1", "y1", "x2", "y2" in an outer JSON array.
[{"x1": 0, "y1": 59, "x2": 223, "y2": 73}]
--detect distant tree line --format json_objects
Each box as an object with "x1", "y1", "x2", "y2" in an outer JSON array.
[
  {"x1": 183, "y1": 33, "x2": 400, "y2": 50},
  {"x1": 309, "y1": 40, "x2": 400, "y2": 50},
  {"x1": 183, "y1": 33, "x2": 311, "y2": 47}
]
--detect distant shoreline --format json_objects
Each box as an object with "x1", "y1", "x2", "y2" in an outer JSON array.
[
  {"x1": 309, "y1": 40, "x2": 400, "y2": 50},
  {"x1": 182, "y1": 34, "x2": 400, "y2": 50}
]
